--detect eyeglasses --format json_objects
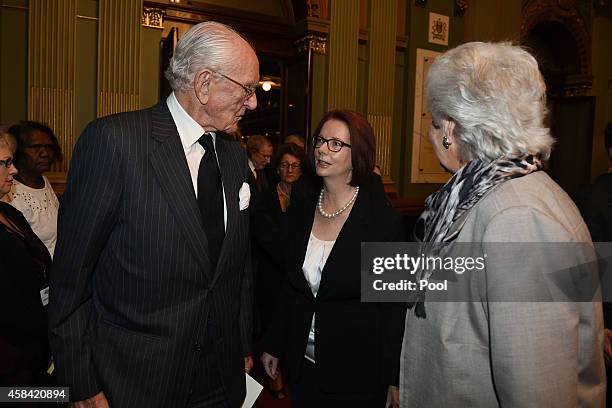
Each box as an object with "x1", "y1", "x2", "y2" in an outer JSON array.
[
  {"x1": 212, "y1": 70, "x2": 258, "y2": 100},
  {"x1": 279, "y1": 162, "x2": 301, "y2": 170},
  {"x1": 0, "y1": 158, "x2": 14, "y2": 169},
  {"x1": 313, "y1": 135, "x2": 352, "y2": 152},
  {"x1": 256, "y1": 150, "x2": 272, "y2": 161}
]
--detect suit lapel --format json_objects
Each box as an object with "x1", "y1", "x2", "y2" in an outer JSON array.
[{"x1": 148, "y1": 102, "x2": 211, "y2": 277}]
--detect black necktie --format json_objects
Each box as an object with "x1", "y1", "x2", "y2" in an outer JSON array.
[
  {"x1": 197, "y1": 133, "x2": 225, "y2": 268},
  {"x1": 255, "y1": 168, "x2": 268, "y2": 192}
]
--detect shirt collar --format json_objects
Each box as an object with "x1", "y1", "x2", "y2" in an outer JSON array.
[
  {"x1": 248, "y1": 159, "x2": 256, "y2": 175},
  {"x1": 167, "y1": 92, "x2": 215, "y2": 150}
]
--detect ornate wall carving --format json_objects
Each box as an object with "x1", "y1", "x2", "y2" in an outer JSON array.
[{"x1": 521, "y1": 0, "x2": 591, "y2": 77}]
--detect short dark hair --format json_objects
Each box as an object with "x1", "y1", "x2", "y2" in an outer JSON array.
[
  {"x1": 272, "y1": 143, "x2": 305, "y2": 172},
  {"x1": 246, "y1": 134, "x2": 271, "y2": 160},
  {"x1": 605, "y1": 121, "x2": 612, "y2": 156},
  {"x1": 308, "y1": 110, "x2": 376, "y2": 187},
  {"x1": 8, "y1": 120, "x2": 63, "y2": 167}
]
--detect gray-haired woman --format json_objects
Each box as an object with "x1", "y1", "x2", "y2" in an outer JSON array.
[{"x1": 400, "y1": 42, "x2": 605, "y2": 407}]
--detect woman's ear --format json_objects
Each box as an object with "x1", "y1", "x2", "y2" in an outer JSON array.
[
  {"x1": 443, "y1": 119, "x2": 457, "y2": 144},
  {"x1": 194, "y1": 69, "x2": 212, "y2": 105}
]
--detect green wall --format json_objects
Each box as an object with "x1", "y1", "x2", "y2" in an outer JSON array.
[
  {"x1": 0, "y1": 0, "x2": 28, "y2": 125},
  {"x1": 140, "y1": 26, "x2": 161, "y2": 109},
  {"x1": 464, "y1": 0, "x2": 521, "y2": 42},
  {"x1": 401, "y1": 0, "x2": 464, "y2": 200},
  {"x1": 75, "y1": 0, "x2": 98, "y2": 139}
]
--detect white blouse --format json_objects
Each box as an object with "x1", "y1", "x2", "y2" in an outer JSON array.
[
  {"x1": 5, "y1": 176, "x2": 59, "y2": 257},
  {"x1": 302, "y1": 232, "x2": 335, "y2": 363}
]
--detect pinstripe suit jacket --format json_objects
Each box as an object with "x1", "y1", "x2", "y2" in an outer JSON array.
[{"x1": 49, "y1": 102, "x2": 253, "y2": 408}]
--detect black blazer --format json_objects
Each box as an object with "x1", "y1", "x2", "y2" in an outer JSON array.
[
  {"x1": 0, "y1": 202, "x2": 52, "y2": 385},
  {"x1": 49, "y1": 102, "x2": 253, "y2": 408},
  {"x1": 250, "y1": 186, "x2": 286, "y2": 335},
  {"x1": 262, "y1": 175, "x2": 406, "y2": 392}
]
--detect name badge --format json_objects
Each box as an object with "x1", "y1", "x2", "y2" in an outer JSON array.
[{"x1": 40, "y1": 286, "x2": 49, "y2": 306}]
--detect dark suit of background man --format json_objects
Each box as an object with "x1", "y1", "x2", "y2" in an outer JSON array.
[
  {"x1": 246, "y1": 134, "x2": 273, "y2": 195},
  {"x1": 49, "y1": 21, "x2": 259, "y2": 408}
]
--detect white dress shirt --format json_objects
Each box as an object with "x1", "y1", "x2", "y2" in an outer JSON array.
[{"x1": 166, "y1": 92, "x2": 227, "y2": 229}]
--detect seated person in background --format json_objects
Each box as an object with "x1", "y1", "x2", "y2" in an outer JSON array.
[
  {"x1": 246, "y1": 134, "x2": 273, "y2": 194},
  {"x1": 284, "y1": 134, "x2": 305, "y2": 149},
  {"x1": 4, "y1": 121, "x2": 62, "y2": 257},
  {"x1": 251, "y1": 143, "x2": 305, "y2": 398},
  {"x1": 0, "y1": 131, "x2": 53, "y2": 386}
]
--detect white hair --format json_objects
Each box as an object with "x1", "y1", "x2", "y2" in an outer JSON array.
[
  {"x1": 426, "y1": 41, "x2": 554, "y2": 161},
  {"x1": 165, "y1": 21, "x2": 251, "y2": 91},
  {"x1": 0, "y1": 132, "x2": 16, "y2": 153}
]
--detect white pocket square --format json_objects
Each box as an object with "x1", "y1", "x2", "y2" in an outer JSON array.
[{"x1": 239, "y1": 182, "x2": 251, "y2": 211}]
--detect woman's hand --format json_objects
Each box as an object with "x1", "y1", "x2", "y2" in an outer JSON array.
[
  {"x1": 70, "y1": 392, "x2": 109, "y2": 408},
  {"x1": 244, "y1": 356, "x2": 253, "y2": 373},
  {"x1": 386, "y1": 385, "x2": 400, "y2": 408},
  {"x1": 260, "y1": 352, "x2": 279, "y2": 379},
  {"x1": 604, "y1": 328, "x2": 612, "y2": 366}
]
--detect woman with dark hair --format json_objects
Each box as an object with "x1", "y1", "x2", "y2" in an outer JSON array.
[
  {"x1": 5, "y1": 121, "x2": 62, "y2": 257},
  {"x1": 260, "y1": 110, "x2": 405, "y2": 408},
  {"x1": 0, "y1": 131, "x2": 53, "y2": 385},
  {"x1": 251, "y1": 143, "x2": 305, "y2": 399}
]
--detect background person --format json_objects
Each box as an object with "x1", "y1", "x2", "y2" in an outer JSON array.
[
  {"x1": 4, "y1": 121, "x2": 62, "y2": 257},
  {"x1": 260, "y1": 110, "x2": 405, "y2": 408},
  {"x1": 400, "y1": 42, "x2": 605, "y2": 407},
  {"x1": 283, "y1": 134, "x2": 305, "y2": 149},
  {"x1": 246, "y1": 134, "x2": 273, "y2": 194},
  {"x1": 250, "y1": 143, "x2": 305, "y2": 398},
  {"x1": 0, "y1": 131, "x2": 53, "y2": 386}
]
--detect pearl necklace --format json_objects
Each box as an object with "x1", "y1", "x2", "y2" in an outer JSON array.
[{"x1": 317, "y1": 186, "x2": 360, "y2": 219}]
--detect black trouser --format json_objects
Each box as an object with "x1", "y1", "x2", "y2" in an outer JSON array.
[{"x1": 291, "y1": 359, "x2": 387, "y2": 408}]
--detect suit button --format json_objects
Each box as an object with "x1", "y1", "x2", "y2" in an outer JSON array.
[{"x1": 194, "y1": 342, "x2": 202, "y2": 351}]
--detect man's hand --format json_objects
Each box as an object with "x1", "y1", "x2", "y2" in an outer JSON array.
[
  {"x1": 387, "y1": 385, "x2": 400, "y2": 408},
  {"x1": 260, "y1": 352, "x2": 279, "y2": 380},
  {"x1": 70, "y1": 392, "x2": 109, "y2": 408},
  {"x1": 244, "y1": 355, "x2": 253, "y2": 373}
]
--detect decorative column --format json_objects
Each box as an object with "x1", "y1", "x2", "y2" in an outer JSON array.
[
  {"x1": 367, "y1": 0, "x2": 397, "y2": 177},
  {"x1": 326, "y1": 0, "x2": 359, "y2": 110},
  {"x1": 97, "y1": 0, "x2": 142, "y2": 117},
  {"x1": 28, "y1": 0, "x2": 77, "y2": 172}
]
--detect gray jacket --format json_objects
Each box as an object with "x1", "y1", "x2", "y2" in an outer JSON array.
[{"x1": 400, "y1": 171, "x2": 605, "y2": 407}]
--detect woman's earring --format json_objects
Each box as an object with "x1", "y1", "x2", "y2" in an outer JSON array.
[{"x1": 442, "y1": 135, "x2": 452, "y2": 149}]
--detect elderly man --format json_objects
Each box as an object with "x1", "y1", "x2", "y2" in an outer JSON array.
[
  {"x1": 49, "y1": 22, "x2": 258, "y2": 408},
  {"x1": 246, "y1": 134, "x2": 273, "y2": 193}
]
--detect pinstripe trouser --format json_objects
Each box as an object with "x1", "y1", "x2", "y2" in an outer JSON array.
[{"x1": 185, "y1": 340, "x2": 230, "y2": 408}]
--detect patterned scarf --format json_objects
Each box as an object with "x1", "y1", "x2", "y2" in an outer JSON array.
[{"x1": 409, "y1": 154, "x2": 542, "y2": 317}]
